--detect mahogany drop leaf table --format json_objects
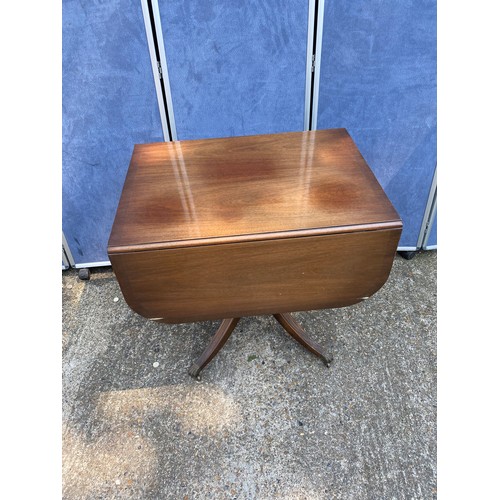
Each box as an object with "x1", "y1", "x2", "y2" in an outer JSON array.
[{"x1": 108, "y1": 129, "x2": 402, "y2": 379}]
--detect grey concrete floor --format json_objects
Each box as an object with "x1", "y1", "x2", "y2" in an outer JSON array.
[{"x1": 62, "y1": 251, "x2": 436, "y2": 500}]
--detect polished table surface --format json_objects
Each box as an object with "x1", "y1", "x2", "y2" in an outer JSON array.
[
  {"x1": 108, "y1": 129, "x2": 402, "y2": 377},
  {"x1": 108, "y1": 128, "x2": 401, "y2": 253}
]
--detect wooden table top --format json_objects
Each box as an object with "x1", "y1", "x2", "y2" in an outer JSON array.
[{"x1": 108, "y1": 128, "x2": 401, "y2": 253}]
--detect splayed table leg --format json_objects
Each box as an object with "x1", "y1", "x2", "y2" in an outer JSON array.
[
  {"x1": 188, "y1": 318, "x2": 240, "y2": 379},
  {"x1": 273, "y1": 313, "x2": 332, "y2": 367}
]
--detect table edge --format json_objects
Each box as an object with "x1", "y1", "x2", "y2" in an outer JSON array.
[{"x1": 107, "y1": 220, "x2": 403, "y2": 254}]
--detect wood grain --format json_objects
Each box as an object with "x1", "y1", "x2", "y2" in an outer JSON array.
[
  {"x1": 109, "y1": 229, "x2": 401, "y2": 323},
  {"x1": 108, "y1": 129, "x2": 401, "y2": 252},
  {"x1": 108, "y1": 128, "x2": 402, "y2": 324}
]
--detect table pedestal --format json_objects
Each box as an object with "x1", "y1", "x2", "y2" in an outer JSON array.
[{"x1": 188, "y1": 313, "x2": 332, "y2": 379}]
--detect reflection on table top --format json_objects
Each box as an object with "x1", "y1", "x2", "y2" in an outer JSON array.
[{"x1": 108, "y1": 128, "x2": 400, "y2": 252}]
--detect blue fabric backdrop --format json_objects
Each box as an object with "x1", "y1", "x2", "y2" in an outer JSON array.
[
  {"x1": 317, "y1": 0, "x2": 436, "y2": 247},
  {"x1": 62, "y1": 0, "x2": 163, "y2": 264},
  {"x1": 426, "y1": 208, "x2": 437, "y2": 248},
  {"x1": 63, "y1": 0, "x2": 437, "y2": 264},
  {"x1": 159, "y1": 0, "x2": 309, "y2": 139}
]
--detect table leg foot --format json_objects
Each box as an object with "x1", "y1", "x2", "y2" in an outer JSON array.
[
  {"x1": 188, "y1": 317, "x2": 240, "y2": 379},
  {"x1": 188, "y1": 363, "x2": 202, "y2": 380},
  {"x1": 273, "y1": 313, "x2": 333, "y2": 368}
]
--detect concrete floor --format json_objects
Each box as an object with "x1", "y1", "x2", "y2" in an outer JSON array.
[{"x1": 62, "y1": 251, "x2": 436, "y2": 500}]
